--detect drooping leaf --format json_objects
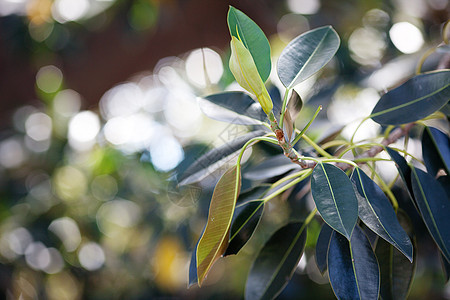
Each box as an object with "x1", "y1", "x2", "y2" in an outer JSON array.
[
  {"x1": 311, "y1": 162, "x2": 358, "y2": 240},
  {"x1": 229, "y1": 36, "x2": 273, "y2": 114},
  {"x1": 287, "y1": 90, "x2": 303, "y2": 121},
  {"x1": 375, "y1": 210, "x2": 416, "y2": 300},
  {"x1": 411, "y1": 167, "x2": 450, "y2": 263},
  {"x1": 315, "y1": 223, "x2": 333, "y2": 274},
  {"x1": 328, "y1": 226, "x2": 380, "y2": 300},
  {"x1": 198, "y1": 92, "x2": 267, "y2": 125},
  {"x1": 385, "y1": 147, "x2": 418, "y2": 211},
  {"x1": 224, "y1": 200, "x2": 264, "y2": 256},
  {"x1": 422, "y1": 126, "x2": 450, "y2": 177},
  {"x1": 277, "y1": 26, "x2": 340, "y2": 88},
  {"x1": 370, "y1": 70, "x2": 450, "y2": 125},
  {"x1": 196, "y1": 165, "x2": 241, "y2": 285},
  {"x1": 282, "y1": 90, "x2": 303, "y2": 143},
  {"x1": 178, "y1": 130, "x2": 266, "y2": 185},
  {"x1": 244, "y1": 154, "x2": 301, "y2": 180},
  {"x1": 351, "y1": 167, "x2": 413, "y2": 261},
  {"x1": 227, "y1": 6, "x2": 271, "y2": 82},
  {"x1": 245, "y1": 222, "x2": 307, "y2": 300}
]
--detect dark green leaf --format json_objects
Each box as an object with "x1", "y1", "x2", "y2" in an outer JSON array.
[
  {"x1": 245, "y1": 222, "x2": 307, "y2": 300},
  {"x1": 277, "y1": 26, "x2": 340, "y2": 88},
  {"x1": 237, "y1": 186, "x2": 267, "y2": 205},
  {"x1": 370, "y1": 70, "x2": 450, "y2": 125},
  {"x1": 227, "y1": 6, "x2": 271, "y2": 82},
  {"x1": 328, "y1": 226, "x2": 380, "y2": 300},
  {"x1": 311, "y1": 163, "x2": 358, "y2": 240},
  {"x1": 178, "y1": 130, "x2": 266, "y2": 185},
  {"x1": 385, "y1": 147, "x2": 416, "y2": 207},
  {"x1": 224, "y1": 200, "x2": 264, "y2": 256},
  {"x1": 437, "y1": 44, "x2": 450, "y2": 53},
  {"x1": 315, "y1": 223, "x2": 333, "y2": 274},
  {"x1": 411, "y1": 167, "x2": 450, "y2": 263},
  {"x1": 244, "y1": 154, "x2": 300, "y2": 180},
  {"x1": 376, "y1": 212, "x2": 416, "y2": 300},
  {"x1": 198, "y1": 92, "x2": 266, "y2": 125},
  {"x1": 351, "y1": 168, "x2": 413, "y2": 261},
  {"x1": 422, "y1": 126, "x2": 450, "y2": 177},
  {"x1": 197, "y1": 165, "x2": 241, "y2": 285}
]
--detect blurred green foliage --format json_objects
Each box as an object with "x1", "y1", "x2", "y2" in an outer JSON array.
[{"x1": 0, "y1": 0, "x2": 449, "y2": 299}]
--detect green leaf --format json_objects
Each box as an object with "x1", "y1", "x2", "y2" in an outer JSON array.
[
  {"x1": 224, "y1": 200, "x2": 264, "y2": 256},
  {"x1": 328, "y1": 226, "x2": 380, "y2": 300},
  {"x1": 315, "y1": 223, "x2": 333, "y2": 274},
  {"x1": 277, "y1": 26, "x2": 340, "y2": 88},
  {"x1": 198, "y1": 91, "x2": 267, "y2": 125},
  {"x1": 227, "y1": 6, "x2": 271, "y2": 82},
  {"x1": 375, "y1": 211, "x2": 416, "y2": 300},
  {"x1": 411, "y1": 167, "x2": 450, "y2": 263},
  {"x1": 229, "y1": 37, "x2": 273, "y2": 114},
  {"x1": 311, "y1": 162, "x2": 358, "y2": 240},
  {"x1": 245, "y1": 222, "x2": 307, "y2": 300},
  {"x1": 422, "y1": 126, "x2": 450, "y2": 177},
  {"x1": 385, "y1": 147, "x2": 415, "y2": 206},
  {"x1": 178, "y1": 130, "x2": 266, "y2": 185},
  {"x1": 351, "y1": 167, "x2": 413, "y2": 261},
  {"x1": 196, "y1": 165, "x2": 241, "y2": 285},
  {"x1": 370, "y1": 70, "x2": 450, "y2": 125}
]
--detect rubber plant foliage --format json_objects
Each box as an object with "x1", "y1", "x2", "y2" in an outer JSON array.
[{"x1": 181, "y1": 6, "x2": 450, "y2": 300}]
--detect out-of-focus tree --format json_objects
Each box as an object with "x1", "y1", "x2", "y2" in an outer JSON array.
[{"x1": 0, "y1": 0, "x2": 448, "y2": 299}]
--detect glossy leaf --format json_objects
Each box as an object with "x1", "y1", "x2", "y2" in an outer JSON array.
[
  {"x1": 328, "y1": 226, "x2": 380, "y2": 300},
  {"x1": 197, "y1": 165, "x2": 241, "y2": 285},
  {"x1": 229, "y1": 36, "x2": 273, "y2": 114},
  {"x1": 411, "y1": 167, "x2": 450, "y2": 263},
  {"x1": 244, "y1": 154, "x2": 301, "y2": 180},
  {"x1": 315, "y1": 223, "x2": 333, "y2": 274},
  {"x1": 224, "y1": 200, "x2": 264, "y2": 256},
  {"x1": 198, "y1": 92, "x2": 267, "y2": 125},
  {"x1": 277, "y1": 26, "x2": 340, "y2": 88},
  {"x1": 351, "y1": 167, "x2": 413, "y2": 261},
  {"x1": 422, "y1": 126, "x2": 450, "y2": 177},
  {"x1": 245, "y1": 222, "x2": 307, "y2": 300},
  {"x1": 178, "y1": 130, "x2": 266, "y2": 185},
  {"x1": 385, "y1": 147, "x2": 415, "y2": 204},
  {"x1": 227, "y1": 6, "x2": 271, "y2": 82},
  {"x1": 311, "y1": 162, "x2": 358, "y2": 240},
  {"x1": 370, "y1": 70, "x2": 450, "y2": 125},
  {"x1": 376, "y1": 211, "x2": 416, "y2": 300}
]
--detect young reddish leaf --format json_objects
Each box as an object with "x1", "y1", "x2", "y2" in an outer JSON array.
[{"x1": 196, "y1": 165, "x2": 241, "y2": 285}]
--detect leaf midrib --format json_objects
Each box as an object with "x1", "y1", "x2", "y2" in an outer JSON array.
[
  {"x1": 370, "y1": 83, "x2": 450, "y2": 118},
  {"x1": 259, "y1": 224, "x2": 306, "y2": 298},
  {"x1": 355, "y1": 169, "x2": 411, "y2": 261},
  {"x1": 287, "y1": 28, "x2": 332, "y2": 88},
  {"x1": 321, "y1": 163, "x2": 347, "y2": 237},
  {"x1": 411, "y1": 167, "x2": 450, "y2": 258}
]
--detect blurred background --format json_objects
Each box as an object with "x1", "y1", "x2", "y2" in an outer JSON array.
[{"x1": 0, "y1": 0, "x2": 449, "y2": 299}]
